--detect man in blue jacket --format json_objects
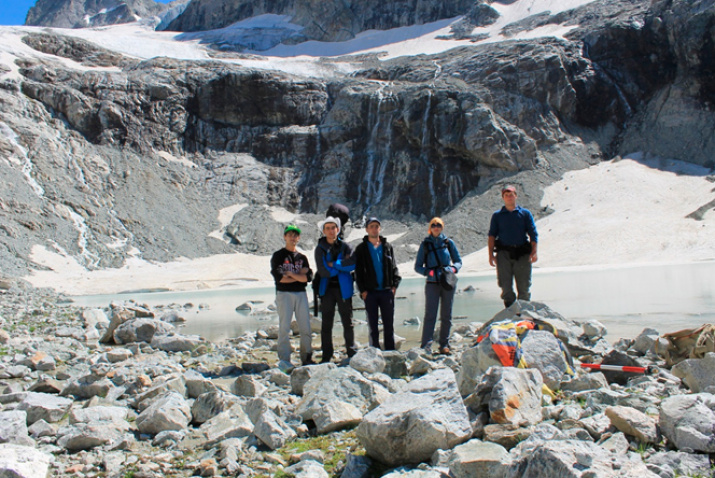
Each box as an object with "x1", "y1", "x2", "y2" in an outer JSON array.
[
  {"x1": 488, "y1": 185, "x2": 539, "y2": 308},
  {"x1": 355, "y1": 217, "x2": 401, "y2": 351},
  {"x1": 315, "y1": 216, "x2": 357, "y2": 363}
]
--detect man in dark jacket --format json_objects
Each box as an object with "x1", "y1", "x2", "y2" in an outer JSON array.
[{"x1": 354, "y1": 217, "x2": 402, "y2": 350}]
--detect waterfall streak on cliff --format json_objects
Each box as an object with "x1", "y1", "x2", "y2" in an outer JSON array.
[
  {"x1": 0, "y1": 122, "x2": 45, "y2": 198},
  {"x1": 361, "y1": 82, "x2": 396, "y2": 210},
  {"x1": 66, "y1": 205, "x2": 100, "y2": 268}
]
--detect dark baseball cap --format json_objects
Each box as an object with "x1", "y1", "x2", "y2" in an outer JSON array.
[{"x1": 365, "y1": 217, "x2": 381, "y2": 227}]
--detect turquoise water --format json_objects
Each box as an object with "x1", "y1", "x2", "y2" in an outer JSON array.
[{"x1": 71, "y1": 262, "x2": 715, "y2": 346}]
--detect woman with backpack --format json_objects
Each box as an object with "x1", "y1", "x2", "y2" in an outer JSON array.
[{"x1": 414, "y1": 217, "x2": 462, "y2": 355}]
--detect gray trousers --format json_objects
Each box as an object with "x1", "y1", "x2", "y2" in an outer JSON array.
[
  {"x1": 421, "y1": 282, "x2": 455, "y2": 349},
  {"x1": 496, "y1": 250, "x2": 532, "y2": 308},
  {"x1": 275, "y1": 291, "x2": 313, "y2": 363}
]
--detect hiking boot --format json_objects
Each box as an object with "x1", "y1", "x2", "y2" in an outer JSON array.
[
  {"x1": 439, "y1": 347, "x2": 452, "y2": 356},
  {"x1": 277, "y1": 360, "x2": 295, "y2": 374},
  {"x1": 302, "y1": 353, "x2": 316, "y2": 366}
]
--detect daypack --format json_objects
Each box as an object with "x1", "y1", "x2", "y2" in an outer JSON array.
[{"x1": 656, "y1": 324, "x2": 715, "y2": 367}]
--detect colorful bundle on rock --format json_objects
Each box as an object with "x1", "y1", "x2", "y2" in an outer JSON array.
[{"x1": 476, "y1": 317, "x2": 574, "y2": 375}]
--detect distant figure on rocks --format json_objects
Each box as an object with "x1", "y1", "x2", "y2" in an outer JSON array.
[
  {"x1": 488, "y1": 185, "x2": 539, "y2": 308},
  {"x1": 270, "y1": 225, "x2": 315, "y2": 372},
  {"x1": 414, "y1": 217, "x2": 462, "y2": 355},
  {"x1": 354, "y1": 217, "x2": 402, "y2": 351},
  {"x1": 314, "y1": 216, "x2": 357, "y2": 363}
]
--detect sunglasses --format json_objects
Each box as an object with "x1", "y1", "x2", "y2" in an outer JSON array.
[{"x1": 430, "y1": 223, "x2": 443, "y2": 228}]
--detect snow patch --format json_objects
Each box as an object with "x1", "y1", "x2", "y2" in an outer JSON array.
[{"x1": 208, "y1": 203, "x2": 248, "y2": 241}]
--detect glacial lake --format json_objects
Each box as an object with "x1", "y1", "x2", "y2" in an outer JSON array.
[{"x1": 71, "y1": 261, "x2": 715, "y2": 347}]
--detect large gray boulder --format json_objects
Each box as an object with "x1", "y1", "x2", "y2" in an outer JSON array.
[
  {"x1": 296, "y1": 367, "x2": 390, "y2": 421},
  {"x1": 114, "y1": 318, "x2": 175, "y2": 344},
  {"x1": 506, "y1": 439, "x2": 660, "y2": 477},
  {"x1": 659, "y1": 393, "x2": 715, "y2": 453},
  {"x1": 356, "y1": 368, "x2": 472, "y2": 466},
  {"x1": 671, "y1": 353, "x2": 715, "y2": 393},
  {"x1": 135, "y1": 392, "x2": 192, "y2": 435},
  {"x1": 0, "y1": 444, "x2": 53, "y2": 478},
  {"x1": 466, "y1": 367, "x2": 543, "y2": 427}
]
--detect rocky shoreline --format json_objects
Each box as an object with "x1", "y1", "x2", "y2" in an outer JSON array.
[{"x1": 0, "y1": 282, "x2": 713, "y2": 478}]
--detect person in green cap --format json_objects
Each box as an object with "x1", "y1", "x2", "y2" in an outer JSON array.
[{"x1": 270, "y1": 224, "x2": 315, "y2": 372}]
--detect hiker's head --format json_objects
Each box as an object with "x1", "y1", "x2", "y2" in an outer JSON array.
[
  {"x1": 428, "y1": 217, "x2": 444, "y2": 236},
  {"x1": 283, "y1": 224, "x2": 301, "y2": 248},
  {"x1": 365, "y1": 217, "x2": 381, "y2": 238},
  {"x1": 319, "y1": 217, "x2": 341, "y2": 242}
]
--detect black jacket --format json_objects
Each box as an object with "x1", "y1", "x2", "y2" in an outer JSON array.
[{"x1": 354, "y1": 236, "x2": 402, "y2": 293}]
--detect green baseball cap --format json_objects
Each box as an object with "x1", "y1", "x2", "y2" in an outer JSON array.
[{"x1": 284, "y1": 224, "x2": 301, "y2": 235}]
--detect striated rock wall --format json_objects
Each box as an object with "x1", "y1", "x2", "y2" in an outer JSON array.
[
  {"x1": 25, "y1": 0, "x2": 176, "y2": 29},
  {"x1": 2, "y1": 0, "x2": 715, "y2": 277}
]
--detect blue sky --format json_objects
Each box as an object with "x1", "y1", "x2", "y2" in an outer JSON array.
[{"x1": 0, "y1": 0, "x2": 174, "y2": 26}]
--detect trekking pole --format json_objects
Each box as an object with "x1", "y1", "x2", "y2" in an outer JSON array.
[{"x1": 580, "y1": 363, "x2": 659, "y2": 374}]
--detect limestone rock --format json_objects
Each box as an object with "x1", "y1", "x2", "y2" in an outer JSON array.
[
  {"x1": 113, "y1": 318, "x2": 175, "y2": 344},
  {"x1": 151, "y1": 333, "x2": 204, "y2": 352},
  {"x1": 253, "y1": 409, "x2": 296, "y2": 450},
  {"x1": 16, "y1": 392, "x2": 72, "y2": 425},
  {"x1": 448, "y1": 439, "x2": 511, "y2": 478},
  {"x1": 671, "y1": 353, "x2": 715, "y2": 393},
  {"x1": 296, "y1": 367, "x2": 389, "y2": 421},
  {"x1": 659, "y1": 393, "x2": 715, "y2": 453},
  {"x1": 0, "y1": 411, "x2": 32, "y2": 446},
  {"x1": 466, "y1": 367, "x2": 543, "y2": 427},
  {"x1": 506, "y1": 439, "x2": 659, "y2": 478},
  {"x1": 356, "y1": 368, "x2": 471, "y2": 466},
  {"x1": 313, "y1": 400, "x2": 363, "y2": 434},
  {"x1": 290, "y1": 363, "x2": 336, "y2": 396},
  {"x1": 350, "y1": 347, "x2": 386, "y2": 374},
  {"x1": 199, "y1": 405, "x2": 253, "y2": 445},
  {"x1": 135, "y1": 392, "x2": 192, "y2": 435},
  {"x1": 231, "y1": 375, "x2": 267, "y2": 397},
  {"x1": 284, "y1": 459, "x2": 329, "y2": 478},
  {"x1": 605, "y1": 406, "x2": 659, "y2": 444},
  {"x1": 0, "y1": 444, "x2": 53, "y2": 478}
]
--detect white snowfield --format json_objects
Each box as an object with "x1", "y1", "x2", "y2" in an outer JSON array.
[{"x1": 0, "y1": 0, "x2": 712, "y2": 294}]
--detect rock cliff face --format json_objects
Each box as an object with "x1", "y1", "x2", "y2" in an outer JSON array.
[
  {"x1": 165, "y1": 0, "x2": 474, "y2": 40},
  {"x1": 2, "y1": 0, "x2": 714, "y2": 279},
  {"x1": 25, "y1": 0, "x2": 177, "y2": 28}
]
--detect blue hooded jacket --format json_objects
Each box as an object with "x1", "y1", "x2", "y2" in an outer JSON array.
[
  {"x1": 314, "y1": 237, "x2": 355, "y2": 299},
  {"x1": 414, "y1": 233, "x2": 462, "y2": 283}
]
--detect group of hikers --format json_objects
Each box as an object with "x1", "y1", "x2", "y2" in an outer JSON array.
[{"x1": 269, "y1": 185, "x2": 539, "y2": 371}]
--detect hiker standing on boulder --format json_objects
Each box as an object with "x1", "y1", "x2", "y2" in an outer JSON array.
[
  {"x1": 414, "y1": 217, "x2": 462, "y2": 355},
  {"x1": 354, "y1": 217, "x2": 401, "y2": 351},
  {"x1": 315, "y1": 216, "x2": 357, "y2": 363},
  {"x1": 488, "y1": 185, "x2": 539, "y2": 308},
  {"x1": 270, "y1": 225, "x2": 315, "y2": 372}
]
